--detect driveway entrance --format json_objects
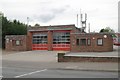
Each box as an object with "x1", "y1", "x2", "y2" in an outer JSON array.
[{"x1": 2, "y1": 51, "x2": 58, "y2": 62}]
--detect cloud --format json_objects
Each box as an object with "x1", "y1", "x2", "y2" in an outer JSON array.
[
  {"x1": 37, "y1": 14, "x2": 55, "y2": 23},
  {"x1": 33, "y1": 5, "x2": 70, "y2": 23},
  {"x1": 0, "y1": 0, "x2": 118, "y2": 32}
]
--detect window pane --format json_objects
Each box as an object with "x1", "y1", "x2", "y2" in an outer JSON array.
[
  {"x1": 16, "y1": 40, "x2": 20, "y2": 46},
  {"x1": 53, "y1": 32, "x2": 70, "y2": 44},
  {"x1": 97, "y1": 39, "x2": 103, "y2": 45},
  {"x1": 76, "y1": 39, "x2": 79, "y2": 45},
  {"x1": 32, "y1": 33, "x2": 47, "y2": 44},
  {"x1": 87, "y1": 39, "x2": 91, "y2": 45},
  {"x1": 80, "y1": 39, "x2": 86, "y2": 46}
]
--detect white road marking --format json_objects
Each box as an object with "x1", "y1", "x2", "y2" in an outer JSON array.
[
  {"x1": 14, "y1": 69, "x2": 47, "y2": 78},
  {"x1": 66, "y1": 66, "x2": 78, "y2": 69}
]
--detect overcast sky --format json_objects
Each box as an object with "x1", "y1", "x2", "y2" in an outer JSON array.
[{"x1": 0, "y1": 0, "x2": 119, "y2": 32}]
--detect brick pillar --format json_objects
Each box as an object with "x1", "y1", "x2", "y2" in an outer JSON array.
[
  {"x1": 47, "y1": 31, "x2": 53, "y2": 51},
  {"x1": 58, "y1": 53, "x2": 65, "y2": 62},
  {"x1": 27, "y1": 32, "x2": 32, "y2": 50}
]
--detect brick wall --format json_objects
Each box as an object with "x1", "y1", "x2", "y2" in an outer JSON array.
[
  {"x1": 5, "y1": 35, "x2": 27, "y2": 51},
  {"x1": 70, "y1": 33, "x2": 113, "y2": 52},
  {"x1": 28, "y1": 24, "x2": 77, "y2": 51},
  {"x1": 26, "y1": 32, "x2": 32, "y2": 51},
  {"x1": 47, "y1": 31, "x2": 53, "y2": 51},
  {"x1": 5, "y1": 25, "x2": 113, "y2": 52},
  {"x1": 58, "y1": 53, "x2": 119, "y2": 62}
]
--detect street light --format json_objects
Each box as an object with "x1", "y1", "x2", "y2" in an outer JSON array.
[{"x1": 27, "y1": 17, "x2": 29, "y2": 34}]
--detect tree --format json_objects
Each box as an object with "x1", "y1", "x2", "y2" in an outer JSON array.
[
  {"x1": 2, "y1": 15, "x2": 27, "y2": 49},
  {"x1": 99, "y1": 27, "x2": 116, "y2": 38},
  {"x1": 99, "y1": 27, "x2": 115, "y2": 33},
  {"x1": 34, "y1": 23, "x2": 40, "y2": 27},
  {"x1": 99, "y1": 29, "x2": 105, "y2": 33}
]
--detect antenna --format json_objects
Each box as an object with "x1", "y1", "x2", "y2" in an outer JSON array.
[
  {"x1": 76, "y1": 9, "x2": 87, "y2": 32},
  {"x1": 88, "y1": 23, "x2": 90, "y2": 33},
  {"x1": 85, "y1": 13, "x2": 87, "y2": 21},
  {"x1": 77, "y1": 14, "x2": 78, "y2": 27},
  {"x1": 80, "y1": 9, "x2": 82, "y2": 32},
  {"x1": 81, "y1": 13, "x2": 87, "y2": 32},
  {"x1": 80, "y1": 9, "x2": 82, "y2": 28}
]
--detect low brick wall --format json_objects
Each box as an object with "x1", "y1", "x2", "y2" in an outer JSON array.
[{"x1": 58, "y1": 53, "x2": 119, "y2": 62}]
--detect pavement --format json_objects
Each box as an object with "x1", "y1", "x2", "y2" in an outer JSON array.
[
  {"x1": 2, "y1": 50, "x2": 58, "y2": 62},
  {"x1": 65, "y1": 51, "x2": 118, "y2": 57},
  {"x1": 65, "y1": 46, "x2": 119, "y2": 58},
  {"x1": 2, "y1": 50, "x2": 119, "y2": 72}
]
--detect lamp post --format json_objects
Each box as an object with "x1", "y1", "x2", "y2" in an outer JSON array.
[{"x1": 27, "y1": 17, "x2": 29, "y2": 34}]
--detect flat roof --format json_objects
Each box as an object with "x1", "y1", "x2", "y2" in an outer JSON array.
[
  {"x1": 28, "y1": 28, "x2": 73, "y2": 32},
  {"x1": 30, "y1": 24, "x2": 75, "y2": 28},
  {"x1": 70, "y1": 33, "x2": 113, "y2": 35}
]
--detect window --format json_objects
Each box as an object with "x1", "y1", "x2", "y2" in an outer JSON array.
[
  {"x1": 32, "y1": 33, "x2": 47, "y2": 44},
  {"x1": 80, "y1": 39, "x2": 86, "y2": 46},
  {"x1": 16, "y1": 40, "x2": 20, "y2": 46},
  {"x1": 12, "y1": 40, "x2": 22, "y2": 46},
  {"x1": 76, "y1": 39, "x2": 79, "y2": 45},
  {"x1": 76, "y1": 38, "x2": 91, "y2": 46},
  {"x1": 97, "y1": 38, "x2": 103, "y2": 46},
  {"x1": 53, "y1": 32, "x2": 70, "y2": 44},
  {"x1": 87, "y1": 39, "x2": 91, "y2": 46}
]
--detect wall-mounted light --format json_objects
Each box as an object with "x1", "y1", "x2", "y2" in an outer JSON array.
[
  {"x1": 6, "y1": 38, "x2": 9, "y2": 43},
  {"x1": 93, "y1": 37, "x2": 95, "y2": 40},
  {"x1": 10, "y1": 40, "x2": 12, "y2": 42},
  {"x1": 104, "y1": 35, "x2": 107, "y2": 38}
]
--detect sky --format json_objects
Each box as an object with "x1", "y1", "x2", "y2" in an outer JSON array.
[{"x1": 0, "y1": 0, "x2": 119, "y2": 32}]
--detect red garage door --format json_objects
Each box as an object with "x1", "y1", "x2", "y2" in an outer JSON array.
[
  {"x1": 52, "y1": 44, "x2": 70, "y2": 51},
  {"x1": 32, "y1": 33, "x2": 48, "y2": 50},
  {"x1": 32, "y1": 44, "x2": 48, "y2": 50},
  {"x1": 52, "y1": 31, "x2": 70, "y2": 51}
]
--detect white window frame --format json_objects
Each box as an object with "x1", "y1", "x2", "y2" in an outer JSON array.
[
  {"x1": 16, "y1": 40, "x2": 20, "y2": 46},
  {"x1": 97, "y1": 38, "x2": 103, "y2": 46}
]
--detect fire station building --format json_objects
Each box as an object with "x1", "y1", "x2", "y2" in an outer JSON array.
[{"x1": 5, "y1": 24, "x2": 113, "y2": 52}]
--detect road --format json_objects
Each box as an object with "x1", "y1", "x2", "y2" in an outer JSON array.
[
  {"x1": 2, "y1": 60, "x2": 118, "y2": 78},
  {"x1": 1, "y1": 46, "x2": 119, "y2": 78},
  {"x1": 2, "y1": 66, "x2": 118, "y2": 78}
]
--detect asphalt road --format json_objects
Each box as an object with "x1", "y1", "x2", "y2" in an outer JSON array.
[
  {"x1": 2, "y1": 60, "x2": 118, "y2": 78},
  {"x1": 2, "y1": 66, "x2": 118, "y2": 78}
]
